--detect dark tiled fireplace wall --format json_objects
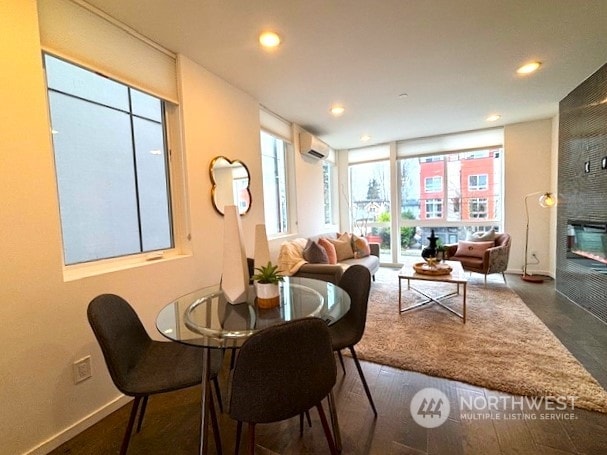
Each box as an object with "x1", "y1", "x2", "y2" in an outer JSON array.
[{"x1": 557, "y1": 61, "x2": 607, "y2": 324}]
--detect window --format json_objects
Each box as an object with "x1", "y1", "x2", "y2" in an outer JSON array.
[
  {"x1": 45, "y1": 54, "x2": 173, "y2": 265},
  {"x1": 469, "y1": 174, "x2": 488, "y2": 191},
  {"x1": 323, "y1": 161, "x2": 336, "y2": 225},
  {"x1": 424, "y1": 176, "x2": 443, "y2": 192},
  {"x1": 260, "y1": 131, "x2": 289, "y2": 235},
  {"x1": 425, "y1": 198, "x2": 443, "y2": 218},
  {"x1": 469, "y1": 198, "x2": 488, "y2": 218}
]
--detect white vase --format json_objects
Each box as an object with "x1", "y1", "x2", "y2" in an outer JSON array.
[
  {"x1": 221, "y1": 205, "x2": 249, "y2": 304},
  {"x1": 253, "y1": 224, "x2": 271, "y2": 271},
  {"x1": 255, "y1": 282, "x2": 280, "y2": 309}
]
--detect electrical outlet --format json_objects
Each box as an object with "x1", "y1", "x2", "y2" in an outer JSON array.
[{"x1": 73, "y1": 356, "x2": 92, "y2": 384}]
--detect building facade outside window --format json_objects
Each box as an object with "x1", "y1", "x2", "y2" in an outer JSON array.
[
  {"x1": 424, "y1": 176, "x2": 443, "y2": 192},
  {"x1": 469, "y1": 174, "x2": 488, "y2": 191},
  {"x1": 44, "y1": 54, "x2": 173, "y2": 265},
  {"x1": 469, "y1": 197, "x2": 489, "y2": 218},
  {"x1": 425, "y1": 198, "x2": 444, "y2": 218},
  {"x1": 260, "y1": 130, "x2": 289, "y2": 235}
]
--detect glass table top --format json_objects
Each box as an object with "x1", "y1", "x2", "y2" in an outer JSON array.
[{"x1": 156, "y1": 277, "x2": 351, "y2": 349}]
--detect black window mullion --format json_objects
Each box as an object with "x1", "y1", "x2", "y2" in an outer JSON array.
[{"x1": 127, "y1": 88, "x2": 144, "y2": 253}]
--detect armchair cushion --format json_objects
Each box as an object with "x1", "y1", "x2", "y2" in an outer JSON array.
[{"x1": 455, "y1": 240, "x2": 495, "y2": 259}]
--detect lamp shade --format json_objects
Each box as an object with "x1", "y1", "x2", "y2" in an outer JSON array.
[
  {"x1": 538, "y1": 192, "x2": 557, "y2": 208},
  {"x1": 522, "y1": 191, "x2": 557, "y2": 282}
]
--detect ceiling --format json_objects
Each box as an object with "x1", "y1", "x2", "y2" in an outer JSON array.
[{"x1": 86, "y1": 0, "x2": 607, "y2": 150}]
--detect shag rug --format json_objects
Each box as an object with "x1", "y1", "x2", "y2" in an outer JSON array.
[{"x1": 354, "y1": 268, "x2": 607, "y2": 413}]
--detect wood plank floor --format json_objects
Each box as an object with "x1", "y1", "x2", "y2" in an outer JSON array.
[{"x1": 49, "y1": 270, "x2": 607, "y2": 455}]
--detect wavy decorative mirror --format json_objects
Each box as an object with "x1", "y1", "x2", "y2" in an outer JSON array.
[{"x1": 210, "y1": 156, "x2": 252, "y2": 216}]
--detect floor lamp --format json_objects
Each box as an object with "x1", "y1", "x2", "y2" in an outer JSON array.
[{"x1": 522, "y1": 191, "x2": 557, "y2": 283}]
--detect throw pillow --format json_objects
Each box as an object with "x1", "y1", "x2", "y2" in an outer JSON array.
[
  {"x1": 466, "y1": 229, "x2": 496, "y2": 242},
  {"x1": 302, "y1": 239, "x2": 329, "y2": 264},
  {"x1": 318, "y1": 238, "x2": 338, "y2": 264},
  {"x1": 455, "y1": 240, "x2": 494, "y2": 258},
  {"x1": 328, "y1": 237, "x2": 355, "y2": 262},
  {"x1": 338, "y1": 232, "x2": 352, "y2": 243},
  {"x1": 352, "y1": 234, "x2": 371, "y2": 258}
]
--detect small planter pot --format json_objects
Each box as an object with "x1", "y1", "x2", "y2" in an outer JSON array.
[{"x1": 254, "y1": 282, "x2": 280, "y2": 309}]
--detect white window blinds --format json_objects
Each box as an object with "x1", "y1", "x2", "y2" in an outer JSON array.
[
  {"x1": 37, "y1": 0, "x2": 178, "y2": 103},
  {"x1": 397, "y1": 127, "x2": 503, "y2": 157}
]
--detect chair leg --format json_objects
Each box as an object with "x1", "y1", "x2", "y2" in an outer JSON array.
[
  {"x1": 235, "y1": 421, "x2": 242, "y2": 455},
  {"x1": 349, "y1": 346, "x2": 378, "y2": 417},
  {"x1": 212, "y1": 377, "x2": 224, "y2": 413},
  {"x1": 502, "y1": 272, "x2": 507, "y2": 284},
  {"x1": 247, "y1": 422, "x2": 256, "y2": 455},
  {"x1": 136, "y1": 395, "x2": 148, "y2": 433},
  {"x1": 336, "y1": 350, "x2": 346, "y2": 375},
  {"x1": 327, "y1": 391, "x2": 342, "y2": 452},
  {"x1": 299, "y1": 410, "x2": 312, "y2": 435},
  {"x1": 120, "y1": 396, "x2": 141, "y2": 455},
  {"x1": 316, "y1": 402, "x2": 338, "y2": 455},
  {"x1": 208, "y1": 390, "x2": 222, "y2": 455}
]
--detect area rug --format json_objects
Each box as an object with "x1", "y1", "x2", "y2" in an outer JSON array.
[{"x1": 354, "y1": 268, "x2": 607, "y2": 413}]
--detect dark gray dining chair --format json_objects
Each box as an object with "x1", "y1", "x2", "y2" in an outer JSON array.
[
  {"x1": 87, "y1": 294, "x2": 224, "y2": 454},
  {"x1": 330, "y1": 265, "x2": 378, "y2": 416},
  {"x1": 229, "y1": 318, "x2": 339, "y2": 455}
]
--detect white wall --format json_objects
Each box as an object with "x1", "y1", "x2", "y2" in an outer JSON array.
[
  {"x1": 504, "y1": 118, "x2": 556, "y2": 277},
  {"x1": 0, "y1": 2, "x2": 264, "y2": 453}
]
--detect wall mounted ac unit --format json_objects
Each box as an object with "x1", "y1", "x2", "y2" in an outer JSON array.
[{"x1": 299, "y1": 132, "x2": 330, "y2": 160}]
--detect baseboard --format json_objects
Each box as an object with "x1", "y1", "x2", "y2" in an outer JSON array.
[{"x1": 25, "y1": 395, "x2": 131, "y2": 455}]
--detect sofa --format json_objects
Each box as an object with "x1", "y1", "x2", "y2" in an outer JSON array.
[{"x1": 277, "y1": 233, "x2": 380, "y2": 284}]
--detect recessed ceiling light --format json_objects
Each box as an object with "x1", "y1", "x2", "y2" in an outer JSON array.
[
  {"x1": 486, "y1": 114, "x2": 501, "y2": 122},
  {"x1": 330, "y1": 105, "x2": 345, "y2": 116},
  {"x1": 259, "y1": 31, "x2": 281, "y2": 48},
  {"x1": 517, "y1": 61, "x2": 542, "y2": 75},
  {"x1": 360, "y1": 134, "x2": 371, "y2": 142}
]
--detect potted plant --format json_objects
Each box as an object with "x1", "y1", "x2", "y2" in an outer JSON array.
[{"x1": 252, "y1": 261, "x2": 284, "y2": 309}]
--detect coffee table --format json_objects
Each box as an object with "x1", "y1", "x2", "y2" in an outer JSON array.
[{"x1": 398, "y1": 260, "x2": 468, "y2": 323}]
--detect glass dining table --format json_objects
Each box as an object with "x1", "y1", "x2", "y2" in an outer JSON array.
[{"x1": 156, "y1": 276, "x2": 351, "y2": 454}]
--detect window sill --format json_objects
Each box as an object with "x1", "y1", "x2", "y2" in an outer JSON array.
[{"x1": 62, "y1": 250, "x2": 192, "y2": 282}]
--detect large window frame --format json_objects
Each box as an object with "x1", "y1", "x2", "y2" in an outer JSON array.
[
  {"x1": 345, "y1": 138, "x2": 503, "y2": 265},
  {"x1": 323, "y1": 160, "x2": 338, "y2": 226},
  {"x1": 44, "y1": 53, "x2": 179, "y2": 267},
  {"x1": 260, "y1": 130, "x2": 292, "y2": 236}
]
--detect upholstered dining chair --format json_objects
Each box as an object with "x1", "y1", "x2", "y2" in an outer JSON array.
[
  {"x1": 229, "y1": 318, "x2": 339, "y2": 455},
  {"x1": 87, "y1": 294, "x2": 224, "y2": 455},
  {"x1": 330, "y1": 265, "x2": 378, "y2": 416}
]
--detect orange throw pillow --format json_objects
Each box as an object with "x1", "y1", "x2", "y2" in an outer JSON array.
[{"x1": 318, "y1": 238, "x2": 338, "y2": 264}]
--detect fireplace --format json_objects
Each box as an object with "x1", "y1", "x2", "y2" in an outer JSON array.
[
  {"x1": 557, "y1": 61, "x2": 607, "y2": 324},
  {"x1": 567, "y1": 221, "x2": 607, "y2": 271}
]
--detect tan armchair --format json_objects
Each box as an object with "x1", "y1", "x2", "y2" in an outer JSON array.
[{"x1": 446, "y1": 233, "x2": 511, "y2": 285}]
